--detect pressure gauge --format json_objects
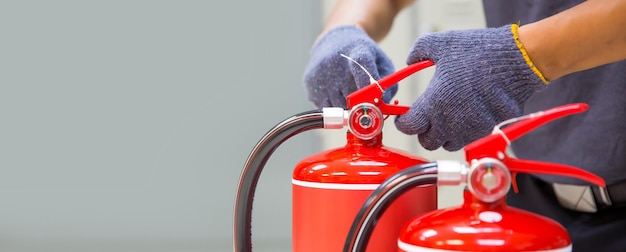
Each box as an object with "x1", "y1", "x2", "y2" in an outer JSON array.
[
  {"x1": 467, "y1": 158, "x2": 511, "y2": 203},
  {"x1": 348, "y1": 103, "x2": 383, "y2": 140}
]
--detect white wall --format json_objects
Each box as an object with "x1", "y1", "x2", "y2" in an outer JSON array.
[{"x1": 1, "y1": 1, "x2": 319, "y2": 251}]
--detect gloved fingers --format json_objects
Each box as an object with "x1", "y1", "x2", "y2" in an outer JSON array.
[
  {"x1": 338, "y1": 83, "x2": 356, "y2": 107},
  {"x1": 441, "y1": 141, "x2": 464, "y2": 152},
  {"x1": 305, "y1": 80, "x2": 346, "y2": 108},
  {"x1": 328, "y1": 88, "x2": 348, "y2": 108},
  {"x1": 303, "y1": 62, "x2": 324, "y2": 108},
  {"x1": 406, "y1": 34, "x2": 442, "y2": 65},
  {"x1": 418, "y1": 131, "x2": 444, "y2": 151},
  {"x1": 346, "y1": 46, "x2": 400, "y2": 103},
  {"x1": 348, "y1": 46, "x2": 383, "y2": 90},
  {"x1": 383, "y1": 84, "x2": 398, "y2": 104},
  {"x1": 316, "y1": 95, "x2": 332, "y2": 108},
  {"x1": 394, "y1": 97, "x2": 431, "y2": 136},
  {"x1": 304, "y1": 55, "x2": 352, "y2": 108},
  {"x1": 306, "y1": 89, "x2": 330, "y2": 108},
  {"x1": 304, "y1": 81, "x2": 323, "y2": 108},
  {"x1": 309, "y1": 89, "x2": 347, "y2": 108}
]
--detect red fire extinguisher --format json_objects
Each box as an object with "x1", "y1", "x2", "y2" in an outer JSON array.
[
  {"x1": 344, "y1": 103, "x2": 606, "y2": 252},
  {"x1": 234, "y1": 60, "x2": 438, "y2": 251}
]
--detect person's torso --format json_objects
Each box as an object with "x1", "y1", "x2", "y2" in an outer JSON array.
[{"x1": 483, "y1": 0, "x2": 626, "y2": 185}]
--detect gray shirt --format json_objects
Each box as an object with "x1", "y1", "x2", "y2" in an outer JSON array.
[{"x1": 483, "y1": 0, "x2": 626, "y2": 185}]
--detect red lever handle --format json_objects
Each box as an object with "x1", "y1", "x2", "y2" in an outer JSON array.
[
  {"x1": 465, "y1": 103, "x2": 588, "y2": 160},
  {"x1": 346, "y1": 60, "x2": 434, "y2": 115},
  {"x1": 499, "y1": 103, "x2": 588, "y2": 143},
  {"x1": 464, "y1": 103, "x2": 605, "y2": 191},
  {"x1": 505, "y1": 158, "x2": 605, "y2": 193}
]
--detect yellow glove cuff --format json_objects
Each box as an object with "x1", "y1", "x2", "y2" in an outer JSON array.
[{"x1": 512, "y1": 24, "x2": 549, "y2": 84}]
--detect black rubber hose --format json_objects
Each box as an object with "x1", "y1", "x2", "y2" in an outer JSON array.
[
  {"x1": 344, "y1": 162, "x2": 439, "y2": 252},
  {"x1": 233, "y1": 110, "x2": 324, "y2": 252}
]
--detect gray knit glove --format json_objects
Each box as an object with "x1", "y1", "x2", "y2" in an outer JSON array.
[
  {"x1": 395, "y1": 24, "x2": 548, "y2": 151},
  {"x1": 304, "y1": 26, "x2": 397, "y2": 108}
]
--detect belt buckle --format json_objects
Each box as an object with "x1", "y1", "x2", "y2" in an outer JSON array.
[{"x1": 552, "y1": 183, "x2": 612, "y2": 213}]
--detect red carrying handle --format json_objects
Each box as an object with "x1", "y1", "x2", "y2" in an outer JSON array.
[{"x1": 346, "y1": 60, "x2": 434, "y2": 115}]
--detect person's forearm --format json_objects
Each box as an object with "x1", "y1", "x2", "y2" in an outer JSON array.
[
  {"x1": 321, "y1": 0, "x2": 416, "y2": 42},
  {"x1": 519, "y1": 0, "x2": 626, "y2": 81}
]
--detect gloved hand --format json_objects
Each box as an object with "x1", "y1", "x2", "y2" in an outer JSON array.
[
  {"x1": 304, "y1": 26, "x2": 397, "y2": 108},
  {"x1": 395, "y1": 24, "x2": 548, "y2": 151}
]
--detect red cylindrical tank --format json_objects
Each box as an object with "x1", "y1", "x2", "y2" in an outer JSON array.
[
  {"x1": 292, "y1": 132, "x2": 437, "y2": 252},
  {"x1": 398, "y1": 189, "x2": 571, "y2": 252}
]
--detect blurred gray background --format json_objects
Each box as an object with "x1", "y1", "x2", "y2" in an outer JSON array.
[
  {"x1": 0, "y1": 0, "x2": 486, "y2": 251},
  {"x1": 1, "y1": 1, "x2": 319, "y2": 251}
]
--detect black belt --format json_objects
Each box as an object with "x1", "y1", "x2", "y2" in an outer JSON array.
[{"x1": 552, "y1": 179, "x2": 626, "y2": 213}]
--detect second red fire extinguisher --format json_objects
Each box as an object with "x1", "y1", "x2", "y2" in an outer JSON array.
[{"x1": 344, "y1": 103, "x2": 606, "y2": 252}]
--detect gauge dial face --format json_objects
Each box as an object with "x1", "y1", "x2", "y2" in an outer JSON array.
[
  {"x1": 349, "y1": 103, "x2": 383, "y2": 140},
  {"x1": 468, "y1": 158, "x2": 511, "y2": 202}
]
